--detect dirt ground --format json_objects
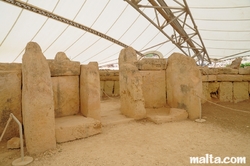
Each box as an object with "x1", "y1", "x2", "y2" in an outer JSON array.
[{"x1": 0, "y1": 98, "x2": 250, "y2": 166}]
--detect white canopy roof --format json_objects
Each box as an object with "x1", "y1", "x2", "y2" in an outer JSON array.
[{"x1": 0, "y1": 0, "x2": 249, "y2": 66}]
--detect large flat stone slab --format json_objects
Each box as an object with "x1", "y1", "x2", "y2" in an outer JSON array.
[
  {"x1": 147, "y1": 108, "x2": 188, "y2": 124},
  {"x1": 55, "y1": 115, "x2": 102, "y2": 143}
]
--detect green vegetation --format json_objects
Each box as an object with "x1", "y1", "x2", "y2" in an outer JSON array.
[{"x1": 240, "y1": 62, "x2": 250, "y2": 68}]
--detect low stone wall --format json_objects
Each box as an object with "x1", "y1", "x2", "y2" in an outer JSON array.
[
  {"x1": 200, "y1": 67, "x2": 250, "y2": 103},
  {"x1": 100, "y1": 67, "x2": 250, "y2": 103}
]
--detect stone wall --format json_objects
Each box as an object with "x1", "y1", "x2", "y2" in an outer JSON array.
[{"x1": 100, "y1": 67, "x2": 250, "y2": 103}]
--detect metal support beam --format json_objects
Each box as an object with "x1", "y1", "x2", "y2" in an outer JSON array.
[
  {"x1": 1, "y1": 0, "x2": 145, "y2": 57},
  {"x1": 125, "y1": 0, "x2": 211, "y2": 65}
]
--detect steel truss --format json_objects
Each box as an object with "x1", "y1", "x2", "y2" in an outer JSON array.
[
  {"x1": 125, "y1": 0, "x2": 211, "y2": 65},
  {"x1": 1, "y1": 0, "x2": 145, "y2": 57}
]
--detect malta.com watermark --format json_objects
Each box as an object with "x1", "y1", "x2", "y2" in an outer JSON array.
[{"x1": 190, "y1": 154, "x2": 246, "y2": 164}]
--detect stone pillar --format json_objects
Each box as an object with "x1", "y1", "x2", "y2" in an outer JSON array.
[
  {"x1": 22, "y1": 42, "x2": 56, "y2": 154},
  {"x1": 219, "y1": 82, "x2": 233, "y2": 102},
  {"x1": 80, "y1": 62, "x2": 101, "y2": 120},
  {"x1": 119, "y1": 47, "x2": 146, "y2": 119},
  {"x1": 166, "y1": 53, "x2": 202, "y2": 120},
  {"x1": 233, "y1": 82, "x2": 249, "y2": 102}
]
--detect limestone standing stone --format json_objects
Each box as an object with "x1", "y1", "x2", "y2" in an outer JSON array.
[
  {"x1": 52, "y1": 76, "x2": 79, "y2": 117},
  {"x1": 119, "y1": 47, "x2": 146, "y2": 119},
  {"x1": 22, "y1": 42, "x2": 56, "y2": 154},
  {"x1": 166, "y1": 53, "x2": 202, "y2": 120},
  {"x1": 233, "y1": 82, "x2": 249, "y2": 102},
  {"x1": 0, "y1": 70, "x2": 22, "y2": 141},
  {"x1": 140, "y1": 70, "x2": 166, "y2": 108},
  {"x1": 219, "y1": 82, "x2": 233, "y2": 102},
  {"x1": 104, "y1": 81, "x2": 114, "y2": 96},
  {"x1": 47, "y1": 52, "x2": 80, "y2": 76},
  {"x1": 80, "y1": 62, "x2": 101, "y2": 120}
]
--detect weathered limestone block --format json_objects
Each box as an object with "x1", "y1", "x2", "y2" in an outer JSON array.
[
  {"x1": 52, "y1": 76, "x2": 79, "y2": 117},
  {"x1": 166, "y1": 53, "x2": 202, "y2": 120},
  {"x1": 228, "y1": 57, "x2": 242, "y2": 69},
  {"x1": 7, "y1": 137, "x2": 20, "y2": 149},
  {"x1": 202, "y1": 82, "x2": 210, "y2": 103},
  {"x1": 100, "y1": 81, "x2": 105, "y2": 97},
  {"x1": 118, "y1": 47, "x2": 137, "y2": 65},
  {"x1": 202, "y1": 82, "x2": 220, "y2": 103},
  {"x1": 242, "y1": 75, "x2": 250, "y2": 81},
  {"x1": 219, "y1": 82, "x2": 233, "y2": 102},
  {"x1": 147, "y1": 108, "x2": 188, "y2": 124},
  {"x1": 202, "y1": 75, "x2": 217, "y2": 82},
  {"x1": 209, "y1": 82, "x2": 220, "y2": 93},
  {"x1": 239, "y1": 68, "x2": 250, "y2": 75},
  {"x1": 140, "y1": 70, "x2": 166, "y2": 108},
  {"x1": 99, "y1": 70, "x2": 119, "y2": 81},
  {"x1": 0, "y1": 63, "x2": 22, "y2": 71},
  {"x1": 119, "y1": 64, "x2": 146, "y2": 119},
  {"x1": 104, "y1": 81, "x2": 114, "y2": 96},
  {"x1": 55, "y1": 115, "x2": 102, "y2": 143},
  {"x1": 217, "y1": 75, "x2": 243, "y2": 82},
  {"x1": 135, "y1": 59, "x2": 167, "y2": 70},
  {"x1": 119, "y1": 47, "x2": 146, "y2": 119},
  {"x1": 114, "y1": 81, "x2": 120, "y2": 96},
  {"x1": 199, "y1": 67, "x2": 219, "y2": 75},
  {"x1": 80, "y1": 62, "x2": 101, "y2": 120},
  {"x1": 22, "y1": 42, "x2": 56, "y2": 154},
  {"x1": 0, "y1": 71, "x2": 22, "y2": 141},
  {"x1": 47, "y1": 52, "x2": 80, "y2": 76},
  {"x1": 217, "y1": 67, "x2": 238, "y2": 74},
  {"x1": 233, "y1": 82, "x2": 249, "y2": 102}
]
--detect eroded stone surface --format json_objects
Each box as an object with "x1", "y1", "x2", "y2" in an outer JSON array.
[
  {"x1": 119, "y1": 47, "x2": 146, "y2": 119},
  {"x1": 166, "y1": 53, "x2": 202, "y2": 120},
  {"x1": 22, "y1": 42, "x2": 56, "y2": 154},
  {"x1": 7, "y1": 137, "x2": 20, "y2": 149},
  {"x1": 80, "y1": 62, "x2": 101, "y2": 120},
  {"x1": 48, "y1": 52, "x2": 80, "y2": 76},
  {"x1": 0, "y1": 71, "x2": 21, "y2": 141},
  {"x1": 140, "y1": 70, "x2": 166, "y2": 108},
  {"x1": 219, "y1": 82, "x2": 233, "y2": 102},
  {"x1": 52, "y1": 76, "x2": 79, "y2": 117},
  {"x1": 233, "y1": 82, "x2": 249, "y2": 103},
  {"x1": 55, "y1": 115, "x2": 102, "y2": 143}
]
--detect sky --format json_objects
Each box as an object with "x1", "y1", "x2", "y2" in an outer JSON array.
[{"x1": 0, "y1": 0, "x2": 249, "y2": 66}]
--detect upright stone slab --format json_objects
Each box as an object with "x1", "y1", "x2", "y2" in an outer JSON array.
[
  {"x1": 119, "y1": 47, "x2": 146, "y2": 119},
  {"x1": 80, "y1": 62, "x2": 101, "y2": 120},
  {"x1": 22, "y1": 42, "x2": 56, "y2": 154},
  {"x1": 140, "y1": 70, "x2": 166, "y2": 108},
  {"x1": 166, "y1": 53, "x2": 202, "y2": 120},
  {"x1": 233, "y1": 82, "x2": 249, "y2": 102},
  {"x1": 52, "y1": 76, "x2": 79, "y2": 117},
  {"x1": 0, "y1": 69, "x2": 22, "y2": 141},
  {"x1": 47, "y1": 52, "x2": 80, "y2": 76},
  {"x1": 219, "y1": 82, "x2": 233, "y2": 102}
]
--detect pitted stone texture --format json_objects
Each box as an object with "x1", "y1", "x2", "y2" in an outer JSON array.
[
  {"x1": 80, "y1": 62, "x2": 101, "y2": 120},
  {"x1": 135, "y1": 59, "x2": 167, "y2": 70},
  {"x1": 219, "y1": 82, "x2": 233, "y2": 102},
  {"x1": 119, "y1": 47, "x2": 146, "y2": 119},
  {"x1": 52, "y1": 76, "x2": 79, "y2": 117},
  {"x1": 55, "y1": 115, "x2": 102, "y2": 143},
  {"x1": 7, "y1": 137, "x2": 20, "y2": 149},
  {"x1": 233, "y1": 82, "x2": 249, "y2": 103},
  {"x1": 217, "y1": 67, "x2": 238, "y2": 74},
  {"x1": 119, "y1": 64, "x2": 146, "y2": 119},
  {"x1": 228, "y1": 57, "x2": 242, "y2": 69},
  {"x1": 166, "y1": 53, "x2": 202, "y2": 120},
  {"x1": 48, "y1": 52, "x2": 80, "y2": 76},
  {"x1": 140, "y1": 70, "x2": 166, "y2": 108},
  {"x1": 239, "y1": 67, "x2": 250, "y2": 75},
  {"x1": 118, "y1": 47, "x2": 137, "y2": 66},
  {"x1": 0, "y1": 71, "x2": 22, "y2": 141},
  {"x1": 22, "y1": 42, "x2": 56, "y2": 154}
]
